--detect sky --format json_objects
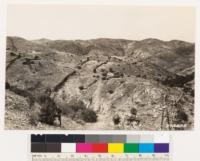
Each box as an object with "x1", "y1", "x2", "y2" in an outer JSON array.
[{"x1": 7, "y1": 5, "x2": 195, "y2": 42}]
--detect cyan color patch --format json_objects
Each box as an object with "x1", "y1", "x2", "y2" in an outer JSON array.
[{"x1": 139, "y1": 143, "x2": 154, "y2": 153}]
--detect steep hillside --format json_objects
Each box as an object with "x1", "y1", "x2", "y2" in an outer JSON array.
[{"x1": 5, "y1": 36, "x2": 194, "y2": 130}]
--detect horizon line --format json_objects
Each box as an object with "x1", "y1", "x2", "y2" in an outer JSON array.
[{"x1": 6, "y1": 35, "x2": 195, "y2": 44}]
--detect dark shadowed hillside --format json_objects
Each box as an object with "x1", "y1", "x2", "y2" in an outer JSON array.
[{"x1": 5, "y1": 36, "x2": 194, "y2": 130}]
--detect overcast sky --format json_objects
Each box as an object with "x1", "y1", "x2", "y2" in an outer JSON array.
[{"x1": 7, "y1": 5, "x2": 195, "y2": 42}]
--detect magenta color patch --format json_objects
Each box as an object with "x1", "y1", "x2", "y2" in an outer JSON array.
[{"x1": 76, "y1": 143, "x2": 93, "y2": 153}]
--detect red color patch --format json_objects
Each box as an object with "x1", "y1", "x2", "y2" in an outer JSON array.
[{"x1": 92, "y1": 143, "x2": 108, "y2": 153}]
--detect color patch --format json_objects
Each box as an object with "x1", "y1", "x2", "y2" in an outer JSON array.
[
  {"x1": 98, "y1": 135, "x2": 113, "y2": 143},
  {"x1": 92, "y1": 143, "x2": 108, "y2": 153},
  {"x1": 154, "y1": 134, "x2": 169, "y2": 143},
  {"x1": 76, "y1": 143, "x2": 93, "y2": 153},
  {"x1": 108, "y1": 143, "x2": 124, "y2": 153},
  {"x1": 154, "y1": 143, "x2": 169, "y2": 153},
  {"x1": 111, "y1": 135, "x2": 126, "y2": 143},
  {"x1": 31, "y1": 143, "x2": 46, "y2": 153},
  {"x1": 46, "y1": 143, "x2": 61, "y2": 153},
  {"x1": 140, "y1": 135, "x2": 154, "y2": 143},
  {"x1": 126, "y1": 135, "x2": 140, "y2": 143},
  {"x1": 124, "y1": 143, "x2": 139, "y2": 153},
  {"x1": 31, "y1": 135, "x2": 45, "y2": 143},
  {"x1": 45, "y1": 135, "x2": 65, "y2": 143},
  {"x1": 85, "y1": 135, "x2": 100, "y2": 143},
  {"x1": 61, "y1": 143, "x2": 76, "y2": 153},
  {"x1": 44, "y1": 134, "x2": 86, "y2": 143},
  {"x1": 139, "y1": 144, "x2": 154, "y2": 153}
]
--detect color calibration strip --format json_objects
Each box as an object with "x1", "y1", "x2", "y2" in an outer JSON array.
[{"x1": 31, "y1": 134, "x2": 169, "y2": 154}]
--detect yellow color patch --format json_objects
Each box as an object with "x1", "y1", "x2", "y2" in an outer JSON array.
[{"x1": 108, "y1": 143, "x2": 124, "y2": 153}]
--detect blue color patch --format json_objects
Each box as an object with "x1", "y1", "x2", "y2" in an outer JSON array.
[{"x1": 139, "y1": 143, "x2": 154, "y2": 153}]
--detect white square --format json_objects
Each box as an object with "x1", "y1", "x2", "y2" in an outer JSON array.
[
  {"x1": 61, "y1": 143, "x2": 76, "y2": 153},
  {"x1": 154, "y1": 134, "x2": 170, "y2": 143},
  {"x1": 140, "y1": 135, "x2": 154, "y2": 143}
]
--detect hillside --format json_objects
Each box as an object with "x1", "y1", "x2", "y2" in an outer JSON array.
[{"x1": 5, "y1": 36, "x2": 194, "y2": 130}]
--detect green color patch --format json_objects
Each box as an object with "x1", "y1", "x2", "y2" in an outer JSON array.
[{"x1": 124, "y1": 143, "x2": 139, "y2": 153}]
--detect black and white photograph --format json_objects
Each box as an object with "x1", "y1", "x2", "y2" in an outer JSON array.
[{"x1": 5, "y1": 4, "x2": 195, "y2": 130}]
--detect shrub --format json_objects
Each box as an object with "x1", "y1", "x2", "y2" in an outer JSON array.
[
  {"x1": 114, "y1": 72, "x2": 123, "y2": 78},
  {"x1": 60, "y1": 99, "x2": 97, "y2": 123},
  {"x1": 10, "y1": 52, "x2": 16, "y2": 56},
  {"x1": 93, "y1": 69, "x2": 97, "y2": 73},
  {"x1": 59, "y1": 99, "x2": 84, "y2": 115},
  {"x1": 6, "y1": 82, "x2": 10, "y2": 89},
  {"x1": 80, "y1": 108, "x2": 97, "y2": 123},
  {"x1": 142, "y1": 75, "x2": 147, "y2": 79},
  {"x1": 79, "y1": 86, "x2": 84, "y2": 90},
  {"x1": 38, "y1": 62, "x2": 43, "y2": 67},
  {"x1": 102, "y1": 77, "x2": 107, "y2": 80},
  {"x1": 112, "y1": 114, "x2": 120, "y2": 125},
  {"x1": 77, "y1": 65, "x2": 81, "y2": 69},
  {"x1": 108, "y1": 89, "x2": 114, "y2": 94},
  {"x1": 68, "y1": 99, "x2": 85, "y2": 112},
  {"x1": 111, "y1": 105, "x2": 116, "y2": 109},
  {"x1": 102, "y1": 72, "x2": 107, "y2": 77},
  {"x1": 109, "y1": 67, "x2": 114, "y2": 73},
  {"x1": 130, "y1": 108, "x2": 137, "y2": 115},
  {"x1": 34, "y1": 55, "x2": 40, "y2": 60},
  {"x1": 101, "y1": 69, "x2": 106, "y2": 72},
  {"x1": 175, "y1": 109, "x2": 188, "y2": 123}
]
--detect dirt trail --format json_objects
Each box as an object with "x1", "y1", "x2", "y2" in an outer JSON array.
[{"x1": 91, "y1": 81, "x2": 104, "y2": 112}]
